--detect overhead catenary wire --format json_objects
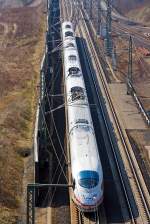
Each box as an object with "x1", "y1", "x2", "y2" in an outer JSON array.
[
  {"x1": 49, "y1": 161, "x2": 67, "y2": 206},
  {"x1": 39, "y1": 107, "x2": 69, "y2": 208},
  {"x1": 40, "y1": 102, "x2": 68, "y2": 182},
  {"x1": 43, "y1": 75, "x2": 68, "y2": 163},
  {"x1": 35, "y1": 107, "x2": 68, "y2": 208},
  {"x1": 41, "y1": 154, "x2": 67, "y2": 207},
  {"x1": 44, "y1": 95, "x2": 96, "y2": 114},
  {"x1": 32, "y1": 0, "x2": 70, "y2": 211},
  {"x1": 48, "y1": 58, "x2": 62, "y2": 93}
]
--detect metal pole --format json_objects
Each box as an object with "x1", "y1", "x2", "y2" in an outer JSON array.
[
  {"x1": 112, "y1": 45, "x2": 117, "y2": 71},
  {"x1": 127, "y1": 36, "x2": 133, "y2": 94},
  {"x1": 84, "y1": 0, "x2": 87, "y2": 10},
  {"x1": 106, "y1": 0, "x2": 112, "y2": 56},
  {"x1": 28, "y1": 183, "x2": 73, "y2": 188},
  {"x1": 27, "y1": 186, "x2": 35, "y2": 224},
  {"x1": 27, "y1": 184, "x2": 73, "y2": 224},
  {"x1": 97, "y1": 0, "x2": 101, "y2": 35},
  {"x1": 27, "y1": 186, "x2": 29, "y2": 223},
  {"x1": 32, "y1": 187, "x2": 35, "y2": 224},
  {"x1": 89, "y1": 0, "x2": 92, "y2": 19},
  {"x1": 128, "y1": 36, "x2": 133, "y2": 83}
]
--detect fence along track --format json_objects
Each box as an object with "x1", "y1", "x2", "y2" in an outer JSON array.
[{"x1": 77, "y1": 6, "x2": 150, "y2": 224}]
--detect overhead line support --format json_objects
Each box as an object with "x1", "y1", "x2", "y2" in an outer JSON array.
[
  {"x1": 97, "y1": 0, "x2": 102, "y2": 35},
  {"x1": 127, "y1": 36, "x2": 133, "y2": 95},
  {"x1": 89, "y1": 0, "x2": 93, "y2": 20},
  {"x1": 27, "y1": 184, "x2": 73, "y2": 224},
  {"x1": 106, "y1": 0, "x2": 112, "y2": 56}
]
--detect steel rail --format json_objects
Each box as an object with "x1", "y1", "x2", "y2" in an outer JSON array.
[
  {"x1": 62, "y1": 0, "x2": 69, "y2": 20},
  {"x1": 77, "y1": 20, "x2": 136, "y2": 224},
  {"x1": 78, "y1": 7, "x2": 150, "y2": 224},
  {"x1": 78, "y1": 210, "x2": 99, "y2": 224},
  {"x1": 61, "y1": 0, "x2": 149, "y2": 223}
]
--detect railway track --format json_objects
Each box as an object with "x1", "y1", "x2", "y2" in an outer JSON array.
[
  {"x1": 71, "y1": 202, "x2": 100, "y2": 224},
  {"x1": 76, "y1": 6, "x2": 150, "y2": 224},
  {"x1": 115, "y1": 23, "x2": 150, "y2": 47},
  {"x1": 61, "y1": 0, "x2": 150, "y2": 223}
]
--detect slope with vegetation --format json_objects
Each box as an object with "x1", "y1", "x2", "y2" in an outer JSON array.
[
  {"x1": 0, "y1": 1, "x2": 45, "y2": 223},
  {"x1": 127, "y1": 3, "x2": 150, "y2": 25},
  {"x1": 113, "y1": 0, "x2": 149, "y2": 14}
]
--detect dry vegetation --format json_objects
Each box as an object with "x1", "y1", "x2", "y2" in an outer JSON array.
[
  {"x1": 127, "y1": 129, "x2": 150, "y2": 180},
  {"x1": 127, "y1": 3, "x2": 150, "y2": 26},
  {"x1": 113, "y1": 36, "x2": 150, "y2": 111},
  {"x1": 0, "y1": 2, "x2": 45, "y2": 223},
  {"x1": 113, "y1": 0, "x2": 149, "y2": 14},
  {"x1": 111, "y1": 3, "x2": 150, "y2": 182}
]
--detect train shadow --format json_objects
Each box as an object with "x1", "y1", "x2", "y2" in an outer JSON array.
[
  {"x1": 35, "y1": 0, "x2": 70, "y2": 209},
  {"x1": 76, "y1": 36, "x2": 139, "y2": 223}
]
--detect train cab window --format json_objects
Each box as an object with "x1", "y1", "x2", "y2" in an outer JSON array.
[
  {"x1": 76, "y1": 119, "x2": 89, "y2": 124},
  {"x1": 68, "y1": 55, "x2": 77, "y2": 61},
  {"x1": 69, "y1": 67, "x2": 80, "y2": 76},
  {"x1": 78, "y1": 171, "x2": 99, "y2": 189},
  {"x1": 66, "y1": 43, "x2": 75, "y2": 48},
  {"x1": 71, "y1": 86, "x2": 85, "y2": 101},
  {"x1": 65, "y1": 31, "x2": 73, "y2": 37},
  {"x1": 65, "y1": 24, "x2": 71, "y2": 28}
]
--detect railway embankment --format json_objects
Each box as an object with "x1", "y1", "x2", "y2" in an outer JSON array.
[{"x1": 0, "y1": 1, "x2": 45, "y2": 223}]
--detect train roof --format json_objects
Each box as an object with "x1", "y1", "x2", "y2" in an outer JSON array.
[
  {"x1": 70, "y1": 125, "x2": 101, "y2": 173},
  {"x1": 62, "y1": 21, "x2": 73, "y2": 30}
]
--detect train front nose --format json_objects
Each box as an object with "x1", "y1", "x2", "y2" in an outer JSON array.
[
  {"x1": 74, "y1": 192, "x2": 103, "y2": 212},
  {"x1": 81, "y1": 191, "x2": 103, "y2": 206},
  {"x1": 73, "y1": 170, "x2": 103, "y2": 211}
]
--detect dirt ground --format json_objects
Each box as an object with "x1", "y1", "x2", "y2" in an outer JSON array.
[
  {"x1": 0, "y1": 0, "x2": 45, "y2": 223},
  {"x1": 107, "y1": 6, "x2": 150, "y2": 186},
  {"x1": 109, "y1": 83, "x2": 147, "y2": 130},
  {"x1": 127, "y1": 3, "x2": 150, "y2": 26},
  {"x1": 113, "y1": 35, "x2": 150, "y2": 111},
  {"x1": 113, "y1": 2, "x2": 150, "y2": 114},
  {"x1": 127, "y1": 129, "x2": 150, "y2": 189}
]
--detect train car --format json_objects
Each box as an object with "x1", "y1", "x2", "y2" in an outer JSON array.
[{"x1": 62, "y1": 21, "x2": 104, "y2": 212}]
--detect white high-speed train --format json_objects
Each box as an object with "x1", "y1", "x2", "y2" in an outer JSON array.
[{"x1": 62, "y1": 21, "x2": 103, "y2": 212}]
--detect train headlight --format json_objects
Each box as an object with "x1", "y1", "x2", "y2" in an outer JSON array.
[{"x1": 93, "y1": 196, "x2": 96, "y2": 200}]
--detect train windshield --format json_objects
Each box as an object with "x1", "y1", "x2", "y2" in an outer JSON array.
[{"x1": 78, "y1": 171, "x2": 99, "y2": 189}]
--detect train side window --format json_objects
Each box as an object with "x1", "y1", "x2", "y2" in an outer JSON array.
[
  {"x1": 68, "y1": 55, "x2": 77, "y2": 61},
  {"x1": 68, "y1": 67, "x2": 80, "y2": 76},
  {"x1": 76, "y1": 119, "x2": 89, "y2": 124},
  {"x1": 65, "y1": 24, "x2": 71, "y2": 28},
  {"x1": 66, "y1": 43, "x2": 75, "y2": 48},
  {"x1": 65, "y1": 31, "x2": 73, "y2": 37},
  {"x1": 71, "y1": 86, "x2": 85, "y2": 101}
]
